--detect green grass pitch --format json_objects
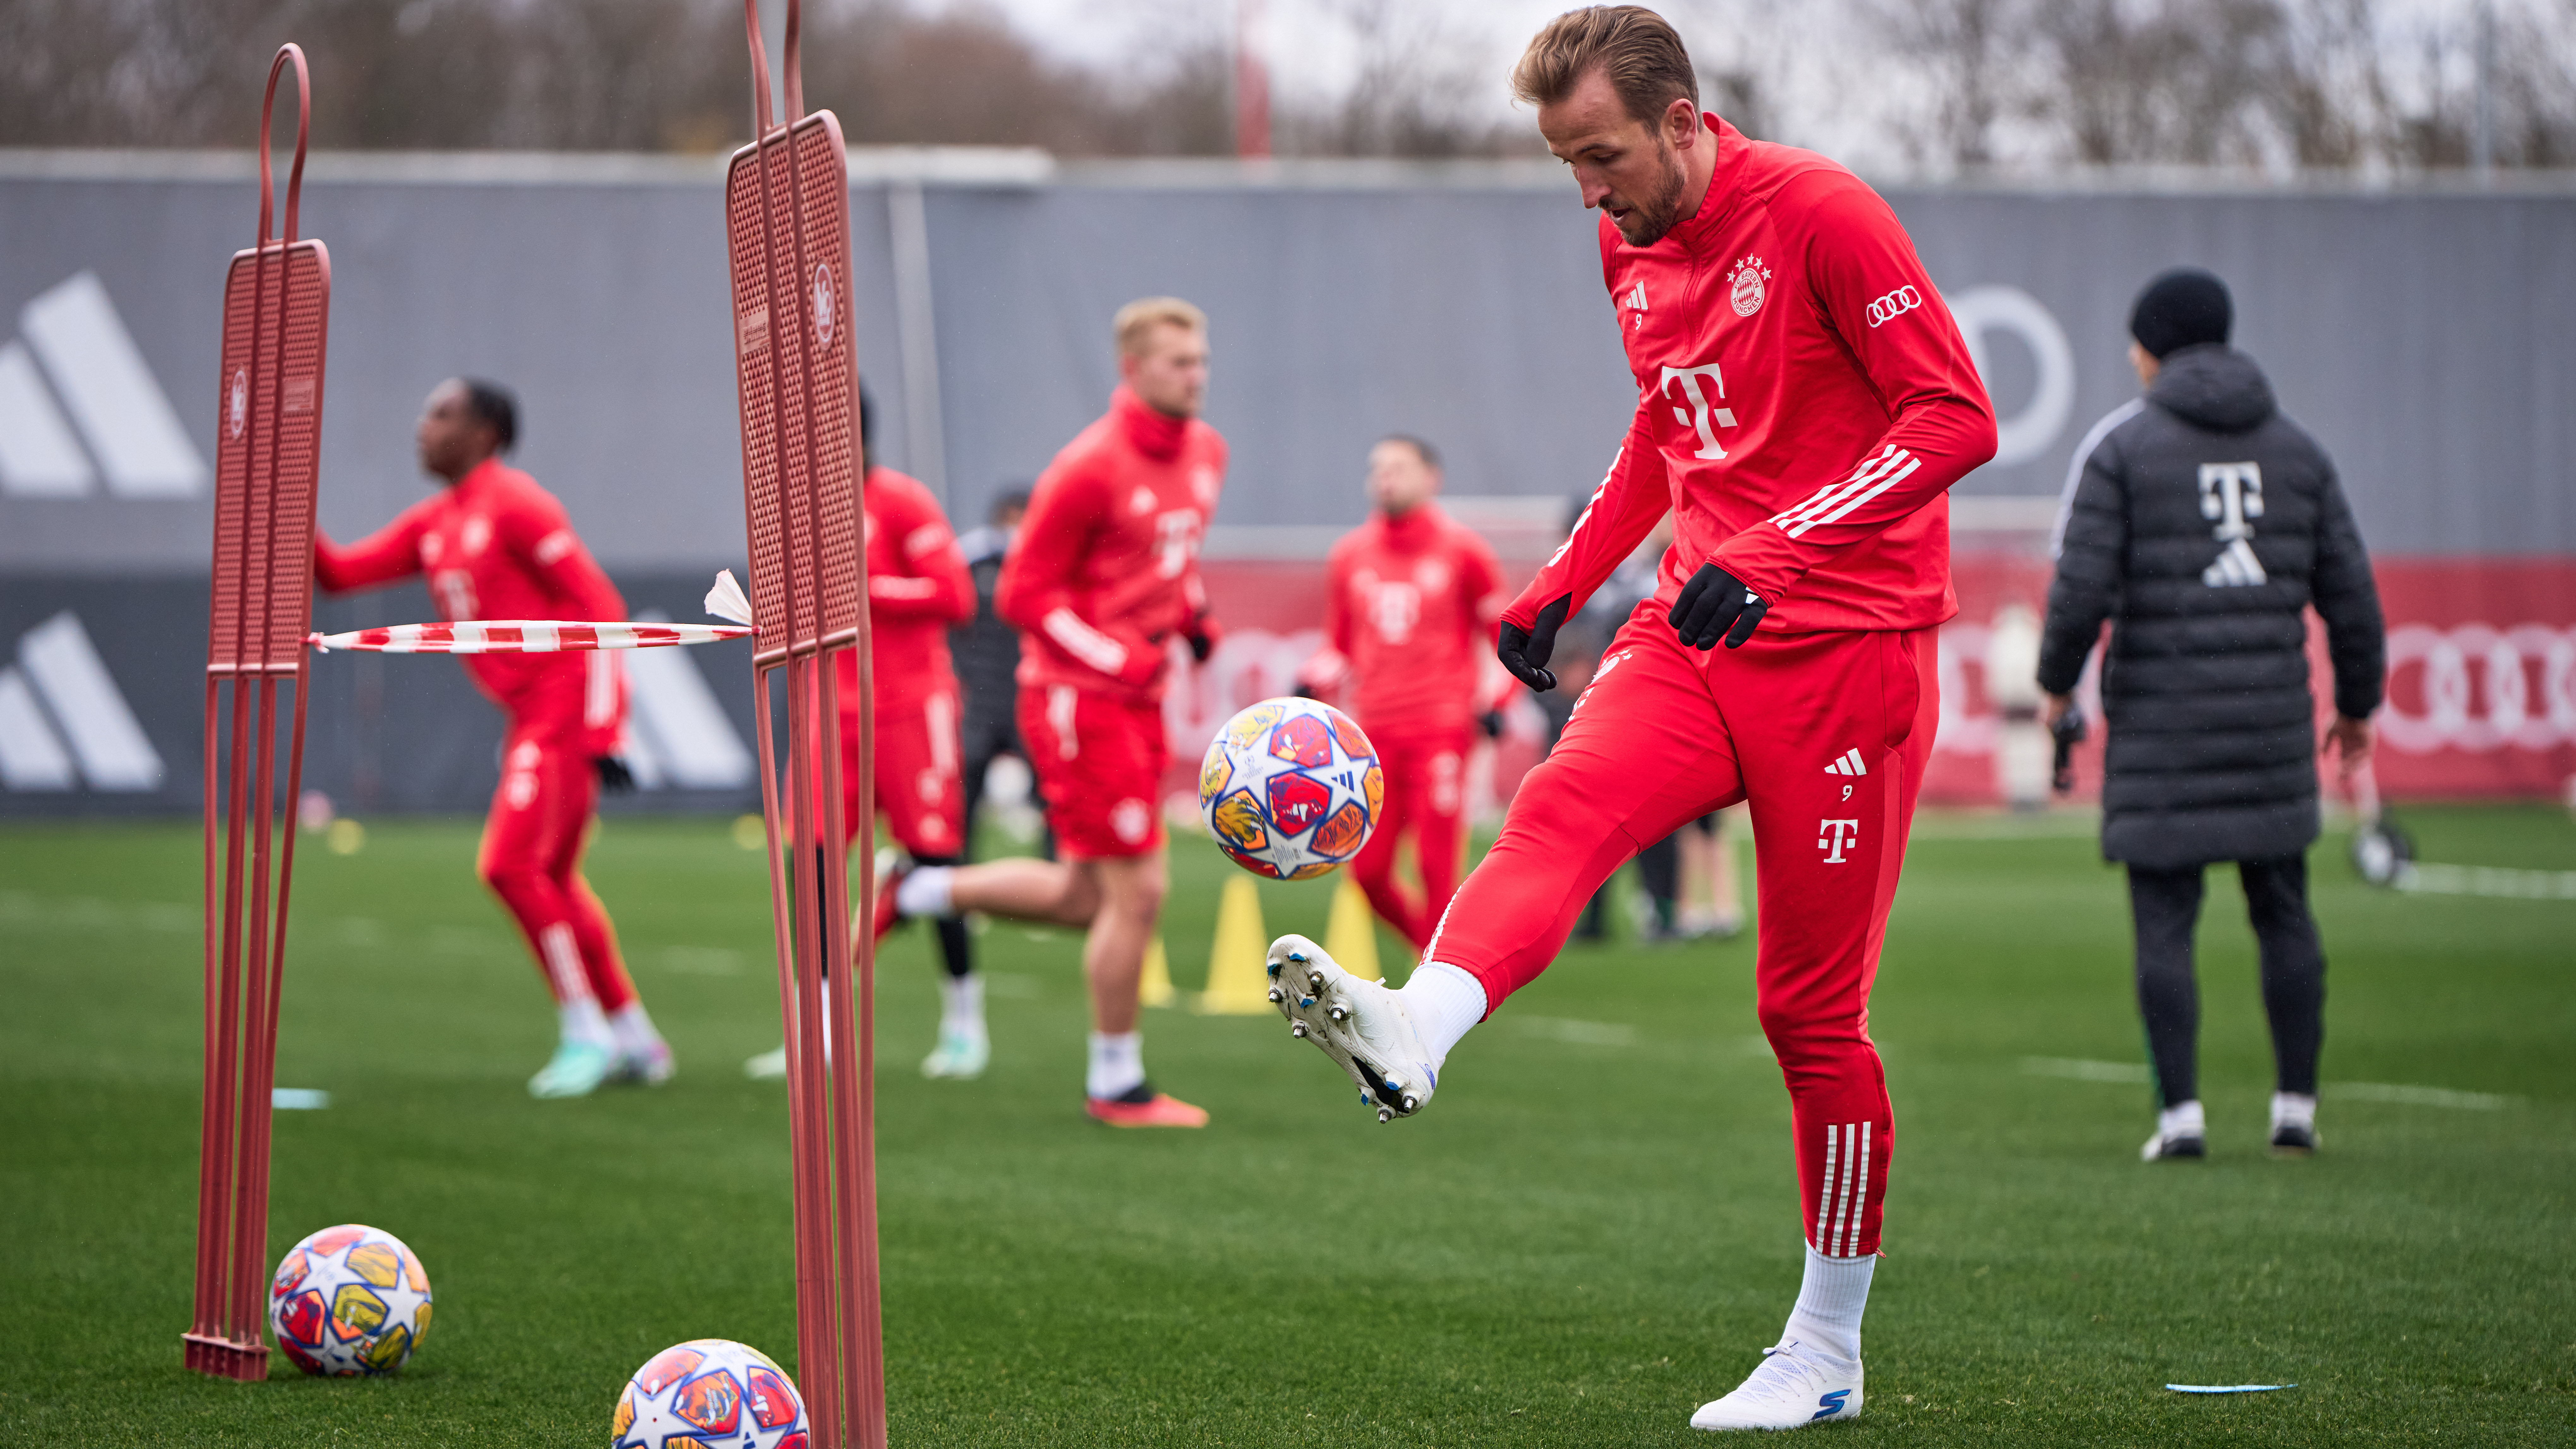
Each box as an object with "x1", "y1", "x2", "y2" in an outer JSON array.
[{"x1": 2, "y1": 805, "x2": 2570, "y2": 1446}]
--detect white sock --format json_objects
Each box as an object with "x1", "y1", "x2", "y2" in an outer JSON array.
[
  {"x1": 1782, "y1": 1243, "x2": 1874, "y2": 1365},
  {"x1": 609, "y1": 1002, "x2": 661, "y2": 1056},
  {"x1": 2271, "y1": 1091, "x2": 2316, "y2": 1131},
  {"x1": 1086, "y1": 1030, "x2": 1144, "y2": 1100},
  {"x1": 559, "y1": 996, "x2": 611, "y2": 1050},
  {"x1": 939, "y1": 973, "x2": 985, "y2": 1034},
  {"x1": 2159, "y1": 1099, "x2": 2206, "y2": 1139},
  {"x1": 896, "y1": 866, "x2": 956, "y2": 918},
  {"x1": 1399, "y1": 961, "x2": 1487, "y2": 1069}
]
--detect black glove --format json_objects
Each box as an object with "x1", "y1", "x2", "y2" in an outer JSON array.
[
  {"x1": 593, "y1": 755, "x2": 637, "y2": 793},
  {"x1": 1183, "y1": 611, "x2": 1220, "y2": 664},
  {"x1": 1668, "y1": 563, "x2": 1770, "y2": 650},
  {"x1": 1478, "y1": 709, "x2": 1507, "y2": 740},
  {"x1": 1496, "y1": 596, "x2": 1571, "y2": 692},
  {"x1": 2049, "y1": 707, "x2": 2087, "y2": 795}
]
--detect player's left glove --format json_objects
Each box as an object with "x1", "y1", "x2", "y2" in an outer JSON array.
[
  {"x1": 594, "y1": 755, "x2": 637, "y2": 793},
  {"x1": 1183, "y1": 611, "x2": 1221, "y2": 664},
  {"x1": 1497, "y1": 596, "x2": 1571, "y2": 692},
  {"x1": 1669, "y1": 563, "x2": 1769, "y2": 650}
]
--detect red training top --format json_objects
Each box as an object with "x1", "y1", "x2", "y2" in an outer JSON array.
[
  {"x1": 1306, "y1": 502, "x2": 1504, "y2": 738},
  {"x1": 1507, "y1": 115, "x2": 1998, "y2": 638},
  {"x1": 314, "y1": 457, "x2": 626, "y2": 754},
  {"x1": 835, "y1": 465, "x2": 972, "y2": 714},
  {"x1": 998, "y1": 384, "x2": 1226, "y2": 705}
]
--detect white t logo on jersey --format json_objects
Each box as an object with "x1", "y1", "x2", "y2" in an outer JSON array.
[
  {"x1": 1659, "y1": 363, "x2": 1738, "y2": 461},
  {"x1": 1153, "y1": 509, "x2": 1202, "y2": 579},
  {"x1": 1818, "y1": 818, "x2": 1860, "y2": 864},
  {"x1": 1367, "y1": 578, "x2": 1421, "y2": 644},
  {"x1": 2198, "y1": 462, "x2": 2267, "y2": 587}
]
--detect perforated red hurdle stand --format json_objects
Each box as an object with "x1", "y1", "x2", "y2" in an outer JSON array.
[
  {"x1": 725, "y1": 3, "x2": 887, "y2": 1444},
  {"x1": 185, "y1": 44, "x2": 331, "y2": 1381}
]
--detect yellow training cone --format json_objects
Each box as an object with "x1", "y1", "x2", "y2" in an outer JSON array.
[
  {"x1": 1322, "y1": 875, "x2": 1383, "y2": 981},
  {"x1": 1139, "y1": 934, "x2": 1177, "y2": 1009},
  {"x1": 1195, "y1": 875, "x2": 1275, "y2": 1015}
]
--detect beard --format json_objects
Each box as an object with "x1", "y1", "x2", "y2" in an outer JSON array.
[{"x1": 1608, "y1": 138, "x2": 1691, "y2": 247}]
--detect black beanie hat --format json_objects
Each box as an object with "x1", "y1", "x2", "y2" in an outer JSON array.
[{"x1": 2129, "y1": 267, "x2": 2232, "y2": 359}]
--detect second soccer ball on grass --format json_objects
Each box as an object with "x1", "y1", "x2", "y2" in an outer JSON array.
[{"x1": 1199, "y1": 698, "x2": 1383, "y2": 881}]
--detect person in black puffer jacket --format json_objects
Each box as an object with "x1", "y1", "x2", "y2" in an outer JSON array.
[{"x1": 2038, "y1": 267, "x2": 2385, "y2": 1164}]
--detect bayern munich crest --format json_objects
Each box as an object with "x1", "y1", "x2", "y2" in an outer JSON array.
[{"x1": 1728, "y1": 256, "x2": 1771, "y2": 317}]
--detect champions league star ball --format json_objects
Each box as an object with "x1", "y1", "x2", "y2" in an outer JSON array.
[
  {"x1": 614, "y1": 1339, "x2": 809, "y2": 1449},
  {"x1": 1199, "y1": 698, "x2": 1383, "y2": 880},
  {"x1": 266, "y1": 1224, "x2": 433, "y2": 1375}
]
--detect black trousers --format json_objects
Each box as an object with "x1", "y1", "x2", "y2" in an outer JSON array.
[{"x1": 2126, "y1": 854, "x2": 2326, "y2": 1108}]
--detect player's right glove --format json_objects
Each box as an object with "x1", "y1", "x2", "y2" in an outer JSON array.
[
  {"x1": 1669, "y1": 563, "x2": 1769, "y2": 650},
  {"x1": 1496, "y1": 596, "x2": 1571, "y2": 692}
]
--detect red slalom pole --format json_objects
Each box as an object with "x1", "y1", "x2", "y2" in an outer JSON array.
[
  {"x1": 727, "y1": 3, "x2": 884, "y2": 1442},
  {"x1": 185, "y1": 42, "x2": 331, "y2": 1381}
]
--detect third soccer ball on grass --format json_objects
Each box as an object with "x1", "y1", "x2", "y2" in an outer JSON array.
[
  {"x1": 1200, "y1": 697, "x2": 1383, "y2": 880},
  {"x1": 613, "y1": 1338, "x2": 808, "y2": 1448},
  {"x1": 267, "y1": 1223, "x2": 432, "y2": 1375}
]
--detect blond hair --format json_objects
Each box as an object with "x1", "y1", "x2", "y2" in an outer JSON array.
[
  {"x1": 1113, "y1": 296, "x2": 1207, "y2": 357},
  {"x1": 1512, "y1": 6, "x2": 1697, "y2": 125}
]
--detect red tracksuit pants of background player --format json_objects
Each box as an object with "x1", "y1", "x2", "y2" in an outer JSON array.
[
  {"x1": 1351, "y1": 725, "x2": 1471, "y2": 951},
  {"x1": 1429, "y1": 606, "x2": 1938, "y2": 1259},
  {"x1": 476, "y1": 720, "x2": 638, "y2": 1015},
  {"x1": 840, "y1": 688, "x2": 967, "y2": 858}
]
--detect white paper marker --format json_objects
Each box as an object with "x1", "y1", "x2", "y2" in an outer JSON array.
[
  {"x1": 2166, "y1": 1384, "x2": 2295, "y2": 1394},
  {"x1": 271, "y1": 1088, "x2": 331, "y2": 1110}
]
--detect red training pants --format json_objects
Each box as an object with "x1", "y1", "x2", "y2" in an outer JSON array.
[
  {"x1": 1350, "y1": 725, "x2": 1471, "y2": 951},
  {"x1": 841, "y1": 686, "x2": 967, "y2": 858},
  {"x1": 476, "y1": 723, "x2": 637, "y2": 1015},
  {"x1": 1428, "y1": 606, "x2": 1937, "y2": 1259}
]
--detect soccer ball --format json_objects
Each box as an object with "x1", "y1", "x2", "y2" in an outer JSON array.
[
  {"x1": 1198, "y1": 697, "x2": 1383, "y2": 880},
  {"x1": 267, "y1": 1223, "x2": 432, "y2": 1375},
  {"x1": 614, "y1": 1339, "x2": 808, "y2": 1449}
]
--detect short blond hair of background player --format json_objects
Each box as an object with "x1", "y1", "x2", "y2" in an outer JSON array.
[{"x1": 1113, "y1": 296, "x2": 1207, "y2": 357}]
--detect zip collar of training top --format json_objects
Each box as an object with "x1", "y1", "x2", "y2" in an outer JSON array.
[
  {"x1": 1616, "y1": 112, "x2": 1751, "y2": 260},
  {"x1": 1112, "y1": 383, "x2": 1191, "y2": 462},
  {"x1": 444, "y1": 454, "x2": 507, "y2": 494},
  {"x1": 1375, "y1": 501, "x2": 1446, "y2": 552}
]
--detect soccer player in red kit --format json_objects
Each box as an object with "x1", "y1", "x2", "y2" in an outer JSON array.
[
  {"x1": 315, "y1": 378, "x2": 672, "y2": 1099},
  {"x1": 878, "y1": 299, "x2": 1224, "y2": 1127},
  {"x1": 1300, "y1": 436, "x2": 1504, "y2": 949},
  {"x1": 1267, "y1": 9, "x2": 1996, "y2": 1432},
  {"x1": 745, "y1": 392, "x2": 984, "y2": 1081}
]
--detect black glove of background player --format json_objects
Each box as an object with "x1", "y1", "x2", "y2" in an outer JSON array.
[
  {"x1": 1496, "y1": 596, "x2": 1571, "y2": 692},
  {"x1": 1668, "y1": 563, "x2": 1770, "y2": 650},
  {"x1": 594, "y1": 755, "x2": 637, "y2": 793}
]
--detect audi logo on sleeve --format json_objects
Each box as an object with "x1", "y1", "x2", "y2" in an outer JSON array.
[{"x1": 1865, "y1": 286, "x2": 1924, "y2": 328}]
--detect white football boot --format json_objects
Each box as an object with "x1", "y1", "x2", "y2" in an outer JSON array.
[
  {"x1": 1690, "y1": 1338, "x2": 1863, "y2": 1431},
  {"x1": 1266, "y1": 933, "x2": 1439, "y2": 1123}
]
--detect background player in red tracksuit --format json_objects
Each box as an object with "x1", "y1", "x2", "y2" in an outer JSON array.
[
  {"x1": 745, "y1": 391, "x2": 984, "y2": 1083},
  {"x1": 1266, "y1": 10, "x2": 1996, "y2": 1433},
  {"x1": 1299, "y1": 436, "x2": 1505, "y2": 950},
  {"x1": 314, "y1": 378, "x2": 673, "y2": 1099},
  {"x1": 878, "y1": 299, "x2": 1223, "y2": 1127}
]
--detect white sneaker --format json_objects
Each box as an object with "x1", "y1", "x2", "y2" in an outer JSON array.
[
  {"x1": 743, "y1": 1045, "x2": 788, "y2": 1080},
  {"x1": 920, "y1": 1023, "x2": 990, "y2": 1079},
  {"x1": 612, "y1": 1038, "x2": 675, "y2": 1086},
  {"x1": 1690, "y1": 1338, "x2": 1863, "y2": 1431},
  {"x1": 1266, "y1": 933, "x2": 1438, "y2": 1123}
]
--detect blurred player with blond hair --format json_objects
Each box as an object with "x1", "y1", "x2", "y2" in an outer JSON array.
[{"x1": 875, "y1": 299, "x2": 1225, "y2": 1127}]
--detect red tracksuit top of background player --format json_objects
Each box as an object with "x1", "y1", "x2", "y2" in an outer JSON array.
[
  {"x1": 835, "y1": 465, "x2": 973, "y2": 713},
  {"x1": 1320, "y1": 502, "x2": 1504, "y2": 738},
  {"x1": 998, "y1": 384, "x2": 1226, "y2": 704},
  {"x1": 314, "y1": 457, "x2": 626, "y2": 754},
  {"x1": 1506, "y1": 114, "x2": 1995, "y2": 636}
]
